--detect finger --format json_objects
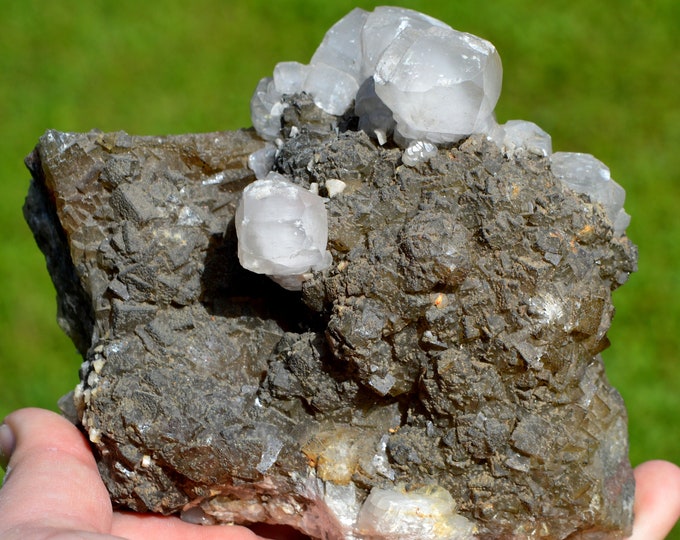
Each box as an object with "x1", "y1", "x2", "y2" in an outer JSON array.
[
  {"x1": 0, "y1": 408, "x2": 113, "y2": 535},
  {"x1": 111, "y1": 512, "x2": 262, "y2": 540},
  {"x1": 628, "y1": 460, "x2": 680, "y2": 540}
]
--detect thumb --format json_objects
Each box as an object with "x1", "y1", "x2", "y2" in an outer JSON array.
[
  {"x1": 628, "y1": 460, "x2": 680, "y2": 539},
  {"x1": 0, "y1": 408, "x2": 114, "y2": 536}
]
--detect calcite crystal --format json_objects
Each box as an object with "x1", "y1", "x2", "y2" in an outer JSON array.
[
  {"x1": 23, "y1": 6, "x2": 638, "y2": 540},
  {"x1": 235, "y1": 172, "x2": 332, "y2": 290}
]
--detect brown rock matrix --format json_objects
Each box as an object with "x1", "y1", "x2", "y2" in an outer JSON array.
[{"x1": 24, "y1": 121, "x2": 637, "y2": 538}]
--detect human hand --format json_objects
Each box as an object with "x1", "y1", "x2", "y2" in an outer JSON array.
[
  {"x1": 0, "y1": 408, "x2": 306, "y2": 540},
  {"x1": 1, "y1": 408, "x2": 679, "y2": 540},
  {"x1": 627, "y1": 459, "x2": 680, "y2": 539}
]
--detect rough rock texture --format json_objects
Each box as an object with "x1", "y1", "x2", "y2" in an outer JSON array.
[{"x1": 25, "y1": 121, "x2": 637, "y2": 538}]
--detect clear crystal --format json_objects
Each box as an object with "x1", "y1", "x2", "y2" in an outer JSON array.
[
  {"x1": 250, "y1": 7, "x2": 502, "y2": 146},
  {"x1": 250, "y1": 77, "x2": 284, "y2": 141},
  {"x1": 360, "y1": 6, "x2": 449, "y2": 79},
  {"x1": 273, "y1": 61, "x2": 309, "y2": 95},
  {"x1": 303, "y1": 64, "x2": 359, "y2": 116},
  {"x1": 310, "y1": 8, "x2": 368, "y2": 83},
  {"x1": 488, "y1": 119, "x2": 552, "y2": 158},
  {"x1": 374, "y1": 25, "x2": 502, "y2": 143},
  {"x1": 247, "y1": 143, "x2": 277, "y2": 179},
  {"x1": 402, "y1": 140, "x2": 438, "y2": 166}
]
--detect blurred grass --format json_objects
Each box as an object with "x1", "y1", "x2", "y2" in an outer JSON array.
[{"x1": 1, "y1": 0, "x2": 678, "y2": 533}]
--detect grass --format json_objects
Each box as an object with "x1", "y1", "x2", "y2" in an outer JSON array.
[{"x1": 1, "y1": 0, "x2": 679, "y2": 534}]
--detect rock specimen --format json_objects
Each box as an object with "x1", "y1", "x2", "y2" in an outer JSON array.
[
  {"x1": 25, "y1": 123, "x2": 636, "y2": 538},
  {"x1": 23, "y1": 6, "x2": 638, "y2": 540}
]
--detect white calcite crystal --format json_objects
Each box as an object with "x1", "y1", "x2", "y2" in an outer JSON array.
[
  {"x1": 250, "y1": 77, "x2": 287, "y2": 141},
  {"x1": 551, "y1": 152, "x2": 631, "y2": 235},
  {"x1": 250, "y1": 6, "x2": 502, "y2": 146},
  {"x1": 487, "y1": 119, "x2": 553, "y2": 158},
  {"x1": 372, "y1": 24, "x2": 501, "y2": 144},
  {"x1": 355, "y1": 485, "x2": 476, "y2": 540},
  {"x1": 402, "y1": 140, "x2": 438, "y2": 167},
  {"x1": 235, "y1": 172, "x2": 332, "y2": 290},
  {"x1": 247, "y1": 142, "x2": 277, "y2": 180}
]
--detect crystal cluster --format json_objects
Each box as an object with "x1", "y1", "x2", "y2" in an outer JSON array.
[
  {"x1": 245, "y1": 6, "x2": 631, "y2": 301},
  {"x1": 251, "y1": 6, "x2": 501, "y2": 146}
]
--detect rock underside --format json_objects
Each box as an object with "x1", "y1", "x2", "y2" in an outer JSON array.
[{"x1": 24, "y1": 120, "x2": 636, "y2": 538}]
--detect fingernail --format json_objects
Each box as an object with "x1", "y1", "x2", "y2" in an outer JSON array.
[{"x1": 0, "y1": 422, "x2": 15, "y2": 471}]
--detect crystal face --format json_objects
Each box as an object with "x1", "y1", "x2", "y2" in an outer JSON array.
[
  {"x1": 235, "y1": 172, "x2": 331, "y2": 290},
  {"x1": 372, "y1": 25, "x2": 501, "y2": 143}
]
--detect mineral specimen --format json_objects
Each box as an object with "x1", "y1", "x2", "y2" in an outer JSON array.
[{"x1": 23, "y1": 6, "x2": 638, "y2": 540}]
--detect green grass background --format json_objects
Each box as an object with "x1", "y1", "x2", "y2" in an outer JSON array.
[{"x1": 1, "y1": 0, "x2": 678, "y2": 534}]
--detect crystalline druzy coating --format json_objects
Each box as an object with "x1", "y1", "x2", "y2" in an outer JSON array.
[{"x1": 235, "y1": 172, "x2": 331, "y2": 290}]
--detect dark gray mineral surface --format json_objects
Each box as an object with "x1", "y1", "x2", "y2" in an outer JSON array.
[{"x1": 24, "y1": 111, "x2": 637, "y2": 538}]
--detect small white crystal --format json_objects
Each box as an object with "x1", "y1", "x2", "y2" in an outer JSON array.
[
  {"x1": 247, "y1": 143, "x2": 277, "y2": 179},
  {"x1": 325, "y1": 179, "x2": 347, "y2": 197},
  {"x1": 250, "y1": 77, "x2": 284, "y2": 141},
  {"x1": 235, "y1": 172, "x2": 332, "y2": 290},
  {"x1": 356, "y1": 485, "x2": 476, "y2": 540},
  {"x1": 488, "y1": 119, "x2": 552, "y2": 158},
  {"x1": 551, "y1": 152, "x2": 630, "y2": 235},
  {"x1": 402, "y1": 140, "x2": 438, "y2": 167}
]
